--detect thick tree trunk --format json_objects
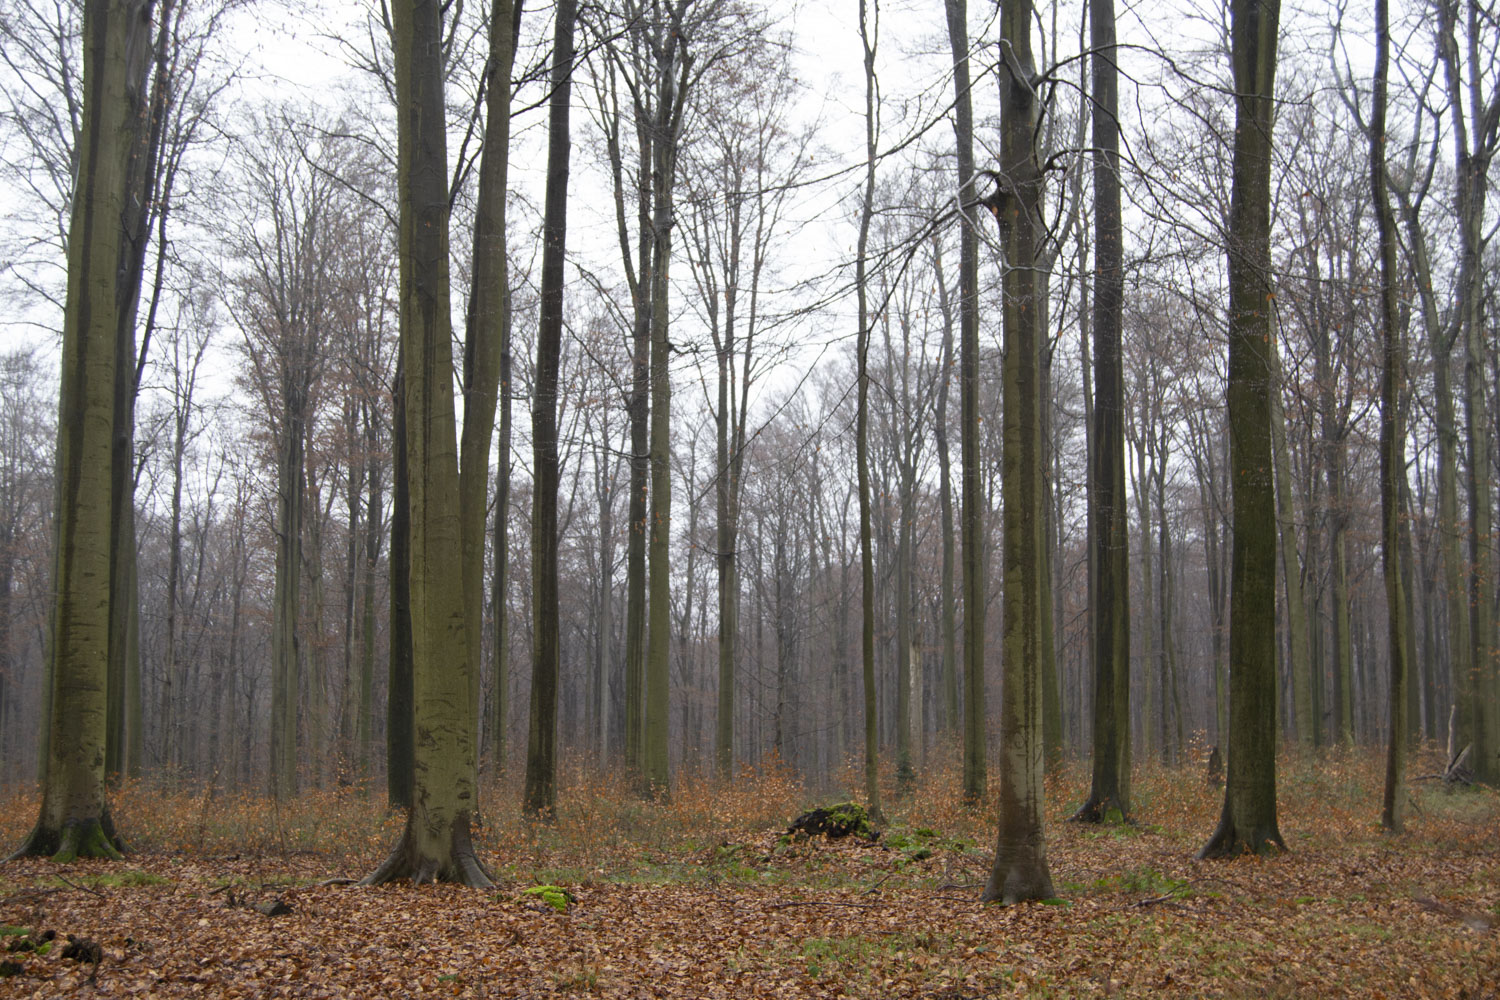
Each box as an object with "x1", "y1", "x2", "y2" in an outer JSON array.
[
  {"x1": 1200, "y1": 0, "x2": 1285, "y2": 860},
  {"x1": 984, "y1": 0, "x2": 1054, "y2": 905},
  {"x1": 366, "y1": 0, "x2": 487, "y2": 886},
  {"x1": 14, "y1": 0, "x2": 146, "y2": 863}
]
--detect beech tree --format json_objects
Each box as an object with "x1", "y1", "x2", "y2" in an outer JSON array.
[
  {"x1": 524, "y1": 0, "x2": 574, "y2": 819},
  {"x1": 365, "y1": 0, "x2": 488, "y2": 886},
  {"x1": 1199, "y1": 0, "x2": 1285, "y2": 860},
  {"x1": 12, "y1": 0, "x2": 148, "y2": 862},
  {"x1": 1073, "y1": 0, "x2": 1131, "y2": 824},
  {"x1": 1365, "y1": 0, "x2": 1409, "y2": 833},
  {"x1": 943, "y1": 0, "x2": 986, "y2": 809},
  {"x1": 984, "y1": 0, "x2": 1055, "y2": 905}
]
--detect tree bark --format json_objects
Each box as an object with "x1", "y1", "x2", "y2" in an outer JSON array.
[
  {"x1": 1369, "y1": 0, "x2": 1408, "y2": 831},
  {"x1": 366, "y1": 0, "x2": 487, "y2": 886},
  {"x1": 984, "y1": 0, "x2": 1055, "y2": 904},
  {"x1": 14, "y1": 0, "x2": 147, "y2": 863},
  {"x1": 855, "y1": 0, "x2": 883, "y2": 822},
  {"x1": 460, "y1": 0, "x2": 518, "y2": 787},
  {"x1": 944, "y1": 0, "x2": 986, "y2": 809},
  {"x1": 524, "y1": 0, "x2": 572, "y2": 819},
  {"x1": 1199, "y1": 0, "x2": 1285, "y2": 860},
  {"x1": 1074, "y1": 0, "x2": 1131, "y2": 825}
]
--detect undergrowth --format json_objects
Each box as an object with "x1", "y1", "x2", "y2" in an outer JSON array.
[{"x1": 0, "y1": 741, "x2": 1492, "y2": 867}]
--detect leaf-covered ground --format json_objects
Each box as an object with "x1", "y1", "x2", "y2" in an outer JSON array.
[{"x1": 1, "y1": 749, "x2": 1497, "y2": 998}]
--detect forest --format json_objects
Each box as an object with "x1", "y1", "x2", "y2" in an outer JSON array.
[{"x1": 0, "y1": 0, "x2": 1497, "y2": 995}]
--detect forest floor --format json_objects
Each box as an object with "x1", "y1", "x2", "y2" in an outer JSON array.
[{"x1": 0, "y1": 747, "x2": 1497, "y2": 998}]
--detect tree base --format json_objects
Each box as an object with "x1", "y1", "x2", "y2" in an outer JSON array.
[
  {"x1": 9, "y1": 815, "x2": 125, "y2": 863},
  {"x1": 362, "y1": 811, "x2": 493, "y2": 887},
  {"x1": 1196, "y1": 816, "x2": 1286, "y2": 859},
  {"x1": 1068, "y1": 795, "x2": 1129, "y2": 825},
  {"x1": 982, "y1": 859, "x2": 1055, "y2": 905}
]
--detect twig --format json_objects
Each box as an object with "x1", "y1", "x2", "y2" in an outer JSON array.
[
  {"x1": 0, "y1": 887, "x2": 63, "y2": 907},
  {"x1": 1131, "y1": 891, "x2": 1185, "y2": 908},
  {"x1": 52, "y1": 874, "x2": 105, "y2": 898},
  {"x1": 862, "y1": 872, "x2": 895, "y2": 895}
]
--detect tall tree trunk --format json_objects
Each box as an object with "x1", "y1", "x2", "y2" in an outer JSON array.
[
  {"x1": 1269, "y1": 337, "x2": 1314, "y2": 746},
  {"x1": 1376, "y1": 0, "x2": 1410, "y2": 826},
  {"x1": 359, "y1": 406, "x2": 382, "y2": 783},
  {"x1": 1074, "y1": 0, "x2": 1131, "y2": 816},
  {"x1": 387, "y1": 360, "x2": 414, "y2": 809},
  {"x1": 856, "y1": 0, "x2": 883, "y2": 822},
  {"x1": 14, "y1": 0, "x2": 146, "y2": 863},
  {"x1": 460, "y1": 0, "x2": 518, "y2": 787},
  {"x1": 524, "y1": 0, "x2": 573, "y2": 818},
  {"x1": 932, "y1": 237, "x2": 959, "y2": 738},
  {"x1": 1435, "y1": 0, "x2": 1498, "y2": 785},
  {"x1": 643, "y1": 3, "x2": 691, "y2": 795},
  {"x1": 1200, "y1": 0, "x2": 1285, "y2": 859},
  {"x1": 944, "y1": 0, "x2": 986, "y2": 809},
  {"x1": 366, "y1": 0, "x2": 487, "y2": 886},
  {"x1": 984, "y1": 0, "x2": 1055, "y2": 904}
]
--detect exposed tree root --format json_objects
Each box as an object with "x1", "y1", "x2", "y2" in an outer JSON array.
[
  {"x1": 1197, "y1": 816, "x2": 1286, "y2": 860},
  {"x1": 1068, "y1": 795, "x2": 1130, "y2": 825},
  {"x1": 8, "y1": 815, "x2": 125, "y2": 863},
  {"x1": 362, "y1": 811, "x2": 493, "y2": 887},
  {"x1": 982, "y1": 859, "x2": 1055, "y2": 905}
]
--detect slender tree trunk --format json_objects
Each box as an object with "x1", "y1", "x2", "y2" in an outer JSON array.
[
  {"x1": 1269, "y1": 336, "x2": 1314, "y2": 746},
  {"x1": 932, "y1": 239, "x2": 959, "y2": 737},
  {"x1": 359, "y1": 407, "x2": 381, "y2": 784},
  {"x1": 491, "y1": 371, "x2": 511, "y2": 774},
  {"x1": 944, "y1": 0, "x2": 986, "y2": 809},
  {"x1": 856, "y1": 0, "x2": 883, "y2": 822},
  {"x1": 460, "y1": 0, "x2": 518, "y2": 786},
  {"x1": 1073, "y1": 0, "x2": 1131, "y2": 813},
  {"x1": 1376, "y1": 0, "x2": 1411, "y2": 823},
  {"x1": 524, "y1": 0, "x2": 573, "y2": 818},
  {"x1": 643, "y1": 3, "x2": 691, "y2": 795},
  {"x1": 387, "y1": 360, "x2": 414, "y2": 809},
  {"x1": 1435, "y1": 0, "x2": 1498, "y2": 785}
]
